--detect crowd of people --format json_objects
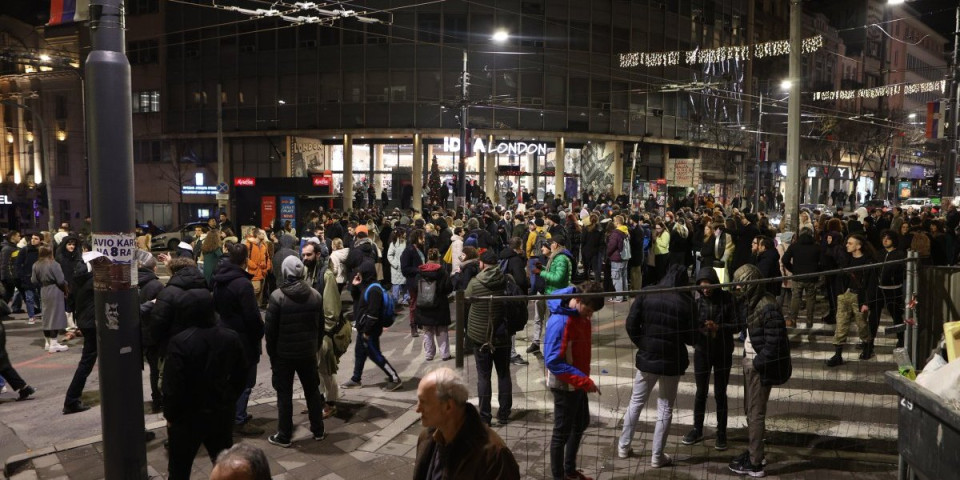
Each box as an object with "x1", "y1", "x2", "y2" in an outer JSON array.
[{"x1": 0, "y1": 186, "x2": 953, "y2": 479}]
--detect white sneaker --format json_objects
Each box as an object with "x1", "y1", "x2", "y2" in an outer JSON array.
[
  {"x1": 617, "y1": 444, "x2": 632, "y2": 459},
  {"x1": 651, "y1": 453, "x2": 672, "y2": 468},
  {"x1": 48, "y1": 341, "x2": 68, "y2": 353}
]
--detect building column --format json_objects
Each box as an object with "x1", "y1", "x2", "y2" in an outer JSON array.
[
  {"x1": 554, "y1": 137, "x2": 565, "y2": 201},
  {"x1": 0, "y1": 104, "x2": 6, "y2": 180},
  {"x1": 613, "y1": 142, "x2": 624, "y2": 196},
  {"x1": 14, "y1": 101, "x2": 24, "y2": 184},
  {"x1": 527, "y1": 153, "x2": 537, "y2": 200},
  {"x1": 374, "y1": 144, "x2": 384, "y2": 194},
  {"x1": 412, "y1": 133, "x2": 422, "y2": 212},
  {"x1": 484, "y1": 135, "x2": 496, "y2": 205},
  {"x1": 343, "y1": 134, "x2": 353, "y2": 212}
]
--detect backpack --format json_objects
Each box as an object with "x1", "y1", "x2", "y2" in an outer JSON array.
[
  {"x1": 363, "y1": 283, "x2": 396, "y2": 327},
  {"x1": 533, "y1": 230, "x2": 550, "y2": 254},
  {"x1": 499, "y1": 274, "x2": 529, "y2": 335},
  {"x1": 326, "y1": 313, "x2": 353, "y2": 358},
  {"x1": 620, "y1": 233, "x2": 632, "y2": 261},
  {"x1": 416, "y1": 275, "x2": 440, "y2": 309}
]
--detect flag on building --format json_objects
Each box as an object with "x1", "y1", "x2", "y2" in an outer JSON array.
[
  {"x1": 926, "y1": 101, "x2": 944, "y2": 139},
  {"x1": 48, "y1": 0, "x2": 90, "y2": 26}
]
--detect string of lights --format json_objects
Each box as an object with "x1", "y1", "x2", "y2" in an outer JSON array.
[
  {"x1": 619, "y1": 35, "x2": 824, "y2": 68},
  {"x1": 812, "y1": 79, "x2": 946, "y2": 101}
]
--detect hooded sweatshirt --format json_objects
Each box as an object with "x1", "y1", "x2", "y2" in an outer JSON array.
[
  {"x1": 625, "y1": 264, "x2": 694, "y2": 376},
  {"x1": 264, "y1": 257, "x2": 322, "y2": 360},
  {"x1": 544, "y1": 286, "x2": 596, "y2": 392},
  {"x1": 693, "y1": 267, "x2": 739, "y2": 351},
  {"x1": 151, "y1": 265, "x2": 213, "y2": 349}
]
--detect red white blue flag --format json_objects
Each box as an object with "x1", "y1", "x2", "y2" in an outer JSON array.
[
  {"x1": 926, "y1": 101, "x2": 944, "y2": 140},
  {"x1": 48, "y1": 0, "x2": 90, "y2": 26}
]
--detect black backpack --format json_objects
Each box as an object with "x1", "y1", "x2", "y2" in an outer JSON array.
[
  {"x1": 498, "y1": 273, "x2": 529, "y2": 335},
  {"x1": 416, "y1": 275, "x2": 440, "y2": 309}
]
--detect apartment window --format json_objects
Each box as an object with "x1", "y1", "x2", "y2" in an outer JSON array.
[
  {"x1": 134, "y1": 140, "x2": 163, "y2": 163},
  {"x1": 55, "y1": 95, "x2": 67, "y2": 120},
  {"x1": 128, "y1": 39, "x2": 159, "y2": 64},
  {"x1": 132, "y1": 91, "x2": 160, "y2": 113},
  {"x1": 59, "y1": 200, "x2": 71, "y2": 223},
  {"x1": 56, "y1": 143, "x2": 69, "y2": 176}
]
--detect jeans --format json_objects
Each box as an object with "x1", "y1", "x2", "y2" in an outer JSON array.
[
  {"x1": 167, "y1": 411, "x2": 233, "y2": 480},
  {"x1": 351, "y1": 333, "x2": 399, "y2": 384},
  {"x1": 234, "y1": 363, "x2": 257, "y2": 425},
  {"x1": 23, "y1": 288, "x2": 37, "y2": 319},
  {"x1": 270, "y1": 356, "x2": 325, "y2": 441},
  {"x1": 692, "y1": 344, "x2": 733, "y2": 435},
  {"x1": 421, "y1": 325, "x2": 450, "y2": 360},
  {"x1": 530, "y1": 299, "x2": 547, "y2": 346},
  {"x1": 391, "y1": 284, "x2": 409, "y2": 305},
  {"x1": 618, "y1": 370, "x2": 680, "y2": 460},
  {"x1": 550, "y1": 389, "x2": 589, "y2": 480},
  {"x1": 474, "y1": 343, "x2": 512, "y2": 424},
  {"x1": 64, "y1": 327, "x2": 98, "y2": 408},
  {"x1": 611, "y1": 261, "x2": 628, "y2": 301},
  {"x1": 743, "y1": 356, "x2": 772, "y2": 466}
]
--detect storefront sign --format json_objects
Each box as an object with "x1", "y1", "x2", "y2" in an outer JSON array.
[
  {"x1": 279, "y1": 196, "x2": 296, "y2": 229},
  {"x1": 181, "y1": 186, "x2": 219, "y2": 195},
  {"x1": 261, "y1": 196, "x2": 276, "y2": 230},
  {"x1": 442, "y1": 137, "x2": 547, "y2": 156},
  {"x1": 0, "y1": 195, "x2": 11, "y2": 205},
  {"x1": 312, "y1": 176, "x2": 331, "y2": 187},
  {"x1": 289, "y1": 136, "x2": 327, "y2": 176},
  {"x1": 897, "y1": 165, "x2": 926, "y2": 180},
  {"x1": 234, "y1": 177, "x2": 256, "y2": 187}
]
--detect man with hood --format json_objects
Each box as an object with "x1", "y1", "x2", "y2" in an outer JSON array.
[
  {"x1": 727, "y1": 264, "x2": 792, "y2": 477},
  {"x1": 213, "y1": 243, "x2": 266, "y2": 437},
  {"x1": 264, "y1": 256, "x2": 326, "y2": 448},
  {"x1": 151, "y1": 257, "x2": 213, "y2": 355},
  {"x1": 464, "y1": 250, "x2": 512, "y2": 426},
  {"x1": 543, "y1": 281, "x2": 605, "y2": 480},
  {"x1": 527, "y1": 234, "x2": 573, "y2": 355},
  {"x1": 606, "y1": 216, "x2": 630, "y2": 303},
  {"x1": 681, "y1": 267, "x2": 739, "y2": 451},
  {"x1": 137, "y1": 249, "x2": 165, "y2": 412},
  {"x1": 271, "y1": 234, "x2": 300, "y2": 285},
  {"x1": 345, "y1": 225, "x2": 380, "y2": 281},
  {"x1": 617, "y1": 265, "x2": 694, "y2": 467},
  {"x1": 342, "y1": 259, "x2": 403, "y2": 391},
  {"x1": 63, "y1": 250, "x2": 99, "y2": 414},
  {"x1": 781, "y1": 229, "x2": 822, "y2": 328},
  {"x1": 752, "y1": 236, "x2": 781, "y2": 297},
  {"x1": 163, "y1": 277, "x2": 246, "y2": 480}
]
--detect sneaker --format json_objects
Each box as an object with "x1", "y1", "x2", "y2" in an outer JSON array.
[
  {"x1": 728, "y1": 453, "x2": 765, "y2": 477},
  {"x1": 27, "y1": 317, "x2": 37, "y2": 325},
  {"x1": 382, "y1": 379, "x2": 403, "y2": 392},
  {"x1": 526, "y1": 343, "x2": 540, "y2": 354},
  {"x1": 313, "y1": 431, "x2": 326, "y2": 441},
  {"x1": 681, "y1": 428, "x2": 704, "y2": 445},
  {"x1": 341, "y1": 379, "x2": 362, "y2": 389},
  {"x1": 0, "y1": 385, "x2": 7, "y2": 394},
  {"x1": 441, "y1": 355, "x2": 453, "y2": 361},
  {"x1": 651, "y1": 453, "x2": 672, "y2": 468},
  {"x1": 48, "y1": 342, "x2": 69, "y2": 353},
  {"x1": 17, "y1": 385, "x2": 36, "y2": 401},
  {"x1": 425, "y1": 356, "x2": 434, "y2": 361},
  {"x1": 322, "y1": 405, "x2": 337, "y2": 419},
  {"x1": 234, "y1": 422, "x2": 265, "y2": 436},
  {"x1": 62, "y1": 403, "x2": 91, "y2": 415},
  {"x1": 267, "y1": 433, "x2": 292, "y2": 448},
  {"x1": 617, "y1": 444, "x2": 632, "y2": 459},
  {"x1": 510, "y1": 355, "x2": 529, "y2": 366},
  {"x1": 715, "y1": 435, "x2": 729, "y2": 451},
  {"x1": 564, "y1": 471, "x2": 593, "y2": 480}
]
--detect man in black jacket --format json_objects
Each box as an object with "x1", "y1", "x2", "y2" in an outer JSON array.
[
  {"x1": 150, "y1": 257, "x2": 212, "y2": 355},
  {"x1": 137, "y1": 250, "x2": 165, "y2": 413},
  {"x1": 751, "y1": 236, "x2": 781, "y2": 297},
  {"x1": 264, "y1": 256, "x2": 326, "y2": 448},
  {"x1": 728, "y1": 264, "x2": 791, "y2": 478},
  {"x1": 730, "y1": 214, "x2": 759, "y2": 275},
  {"x1": 63, "y1": 251, "x2": 98, "y2": 414},
  {"x1": 781, "y1": 230, "x2": 822, "y2": 328},
  {"x1": 0, "y1": 231, "x2": 20, "y2": 306},
  {"x1": 499, "y1": 238, "x2": 529, "y2": 366},
  {"x1": 213, "y1": 243, "x2": 266, "y2": 437},
  {"x1": 163, "y1": 286, "x2": 246, "y2": 480},
  {"x1": 14, "y1": 233, "x2": 41, "y2": 323},
  {"x1": 872, "y1": 230, "x2": 906, "y2": 347},
  {"x1": 342, "y1": 259, "x2": 402, "y2": 391}
]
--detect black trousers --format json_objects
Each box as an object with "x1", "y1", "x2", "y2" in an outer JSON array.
[
  {"x1": 167, "y1": 411, "x2": 233, "y2": 480},
  {"x1": 870, "y1": 287, "x2": 904, "y2": 345},
  {"x1": 550, "y1": 389, "x2": 589, "y2": 480},
  {"x1": 144, "y1": 345, "x2": 162, "y2": 403},
  {"x1": 64, "y1": 327, "x2": 97, "y2": 407},
  {"x1": 271, "y1": 356, "x2": 325, "y2": 441},
  {"x1": 692, "y1": 343, "x2": 734, "y2": 434},
  {"x1": 474, "y1": 343, "x2": 512, "y2": 425}
]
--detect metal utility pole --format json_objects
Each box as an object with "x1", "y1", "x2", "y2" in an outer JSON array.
[
  {"x1": 784, "y1": 0, "x2": 802, "y2": 233},
  {"x1": 217, "y1": 83, "x2": 227, "y2": 214},
  {"x1": 457, "y1": 49, "x2": 469, "y2": 207},
  {"x1": 755, "y1": 92, "x2": 764, "y2": 212},
  {"x1": 944, "y1": 6, "x2": 960, "y2": 198},
  {"x1": 84, "y1": 0, "x2": 147, "y2": 478}
]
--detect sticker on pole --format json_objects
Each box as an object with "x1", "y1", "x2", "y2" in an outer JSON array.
[{"x1": 91, "y1": 233, "x2": 137, "y2": 291}]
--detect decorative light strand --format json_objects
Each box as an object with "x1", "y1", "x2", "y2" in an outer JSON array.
[
  {"x1": 812, "y1": 80, "x2": 945, "y2": 101},
  {"x1": 619, "y1": 35, "x2": 824, "y2": 68}
]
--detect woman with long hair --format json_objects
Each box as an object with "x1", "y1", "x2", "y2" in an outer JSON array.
[
  {"x1": 581, "y1": 213, "x2": 604, "y2": 283},
  {"x1": 329, "y1": 237, "x2": 350, "y2": 293},
  {"x1": 200, "y1": 230, "x2": 223, "y2": 287},
  {"x1": 31, "y1": 246, "x2": 69, "y2": 352}
]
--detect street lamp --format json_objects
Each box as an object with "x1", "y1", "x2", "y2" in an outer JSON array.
[{"x1": 456, "y1": 30, "x2": 509, "y2": 207}]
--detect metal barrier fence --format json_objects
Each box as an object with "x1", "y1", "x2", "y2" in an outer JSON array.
[{"x1": 444, "y1": 254, "x2": 927, "y2": 478}]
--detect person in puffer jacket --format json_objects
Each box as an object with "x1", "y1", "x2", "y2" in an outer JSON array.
[
  {"x1": 151, "y1": 257, "x2": 213, "y2": 356},
  {"x1": 263, "y1": 256, "x2": 325, "y2": 448},
  {"x1": 617, "y1": 264, "x2": 694, "y2": 468},
  {"x1": 543, "y1": 281, "x2": 605, "y2": 480},
  {"x1": 414, "y1": 249, "x2": 453, "y2": 361}
]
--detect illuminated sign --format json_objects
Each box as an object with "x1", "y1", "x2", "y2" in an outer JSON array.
[
  {"x1": 181, "y1": 186, "x2": 219, "y2": 195},
  {"x1": 0, "y1": 195, "x2": 10, "y2": 205},
  {"x1": 442, "y1": 137, "x2": 547, "y2": 156},
  {"x1": 234, "y1": 177, "x2": 256, "y2": 187},
  {"x1": 312, "y1": 176, "x2": 331, "y2": 187}
]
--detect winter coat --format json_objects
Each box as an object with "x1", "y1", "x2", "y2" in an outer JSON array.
[
  {"x1": 449, "y1": 235, "x2": 464, "y2": 273},
  {"x1": 693, "y1": 268, "x2": 740, "y2": 352},
  {"x1": 540, "y1": 248, "x2": 573, "y2": 294},
  {"x1": 387, "y1": 240, "x2": 406, "y2": 285},
  {"x1": 744, "y1": 294, "x2": 792, "y2": 386},
  {"x1": 349, "y1": 260, "x2": 385, "y2": 336},
  {"x1": 877, "y1": 248, "x2": 906, "y2": 288},
  {"x1": 346, "y1": 237, "x2": 380, "y2": 280},
  {"x1": 464, "y1": 265, "x2": 508, "y2": 347},
  {"x1": 413, "y1": 403, "x2": 521, "y2": 480},
  {"x1": 498, "y1": 248, "x2": 529, "y2": 293},
  {"x1": 15, "y1": 244, "x2": 40, "y2": 287},
  {"x1": 245, "y1": 240, "x2": 271, "y2": 282},
  {"x1": 400, "y1": 244, "x2": 425, "y2": 291},
  {"x1": 413, "y1": 263, "x2": 453, "y2": 327},
  {"x1": 753, "y1": 248, "x2": 782, "y2": 296},
  {"x1": 625, "y1": 264, "x2": 694, "y2": 376},
  {"x1": 453, "y1": 259, "x2": 480, "y2": 291},
  {"x1": 781, "y1": 234, "x2": 822, "y2": 276},
  {"x1": 212, "y1": 262, "x2": 265, "y2": 366},
  {"x1": 0, "y1": 240, "x2": 17, "y2": 282},
  {"x1": 731, "y1": 222, "x2": 760, "y2": 273},
  {"x1": 150, "y1": 265, "x2": 213, "y2": 349},
  {"x1": 544, "y1": 285, "x2": 596, "y2": 392},
  {"x1": 138, "y1": 267, "x2": 165, "y2": 347},
  {"x1": 581, "y1": 226, "x2": 603, "y2": 264},
  {"x1": 55, "y1": 237, "x2": 81, "y2": 283},
  {"x1": 606, "y1": 226, "x2": 629, "y2": 262},
  {"x1": 329, "y1": 247, "x2": 350, "y2": 284},
  {"x1": 68, "y1": 268, "x2": 96, "y2": 330},
  {"x1": 264, "y1": 279, "x2": 323, "y2": 360},
  {"x1": 271, "y1": 234, "x2": 300, "y2": 284},
  {"x1": 628, "y1": 225, "x2": 644, "y2": 268}
]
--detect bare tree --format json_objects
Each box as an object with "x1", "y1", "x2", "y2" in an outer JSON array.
[{"x1": 698, "y1": 119, "x2": 749, "y2": 205}]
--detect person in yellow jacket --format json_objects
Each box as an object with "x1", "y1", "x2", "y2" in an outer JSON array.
[
  {"x1": 652, "y1": 220, "x2": 671, "y2": 284},
  {"x1": 245, "y1": 229, "x2": 272, "y2": 305}
]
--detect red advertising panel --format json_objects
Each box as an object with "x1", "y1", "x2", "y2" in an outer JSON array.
[
  {"x1": 312, "y1": 176, "x2": 330, "y2": 186},
  {"x1": 261, "y1": 196, "x2": 276, "y2": 229},
  {"x1": 234, "y1": 177, "x2": 256, "y2": 187}
]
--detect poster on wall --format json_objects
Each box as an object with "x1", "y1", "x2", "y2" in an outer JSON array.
[
  {"x1": 579, "y1": 142, "x2": 615, "y2": 196},
  {"x1": 288, "y1": 137, "x2": 326, "y2": 177},
  {"x1": 279, "y1": 196, "x2": 296, "y2": 229},
  {"x1": 261, "y1": 196, "x2": 276, "y2": 230}
]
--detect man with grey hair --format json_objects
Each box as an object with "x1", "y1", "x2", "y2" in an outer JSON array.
[
  {"x1": 412, "y1": 367, "x2": 520, "y2": 480},
  {"x1": 210, "y1": 443, "x2": 271, "y2": 480}
]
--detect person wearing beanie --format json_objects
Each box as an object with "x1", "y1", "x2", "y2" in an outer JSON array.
[
  {"x1": 527, "y1": 233, "x2": 574, "y2": 355},
  {"x1": 264, "y1": 255, "x2": 327, "y2": 448}
]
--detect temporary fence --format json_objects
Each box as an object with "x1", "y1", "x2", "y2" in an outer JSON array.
[{"x1": 446, "y1": 253, "x2": 926, "y2": 479}]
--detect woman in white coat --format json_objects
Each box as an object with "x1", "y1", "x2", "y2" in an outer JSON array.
[
  {"x1": 387, "y1": 229, "x2": 408, "y2": 304},
  {"x1": 328, "y1": 237, "x2": 350, "y2": 292}
]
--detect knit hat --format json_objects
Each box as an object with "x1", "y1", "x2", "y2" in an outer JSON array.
[
  {"x1": 355, "y1": 225, "x2": 369, "y2": 236},
  {"x1": 479, "y1": 250, "x2": 498, "y2": 266},
  {"x1": 281, "y1": 256, "x2": 305, "y2": 281},
  {"x1": 550, "y1": 234, "x2": 566, "y2": 247},
  {"x1": 535, "y1": 218, "x2": 544, "y2": 227}
]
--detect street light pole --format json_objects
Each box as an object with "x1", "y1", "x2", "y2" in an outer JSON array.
[
  {"x1": 755, "y1": 92, "x2": 764, "y2": 212},
  {"x1": 945, "y1": 6, "x2": 960, "y2": 198},
  {"x1": 784, "y1": 0, "x2": 802, "y2": 233},
  {"x1": 457, "y1": 49, "x2": 468, "y2": 208}
]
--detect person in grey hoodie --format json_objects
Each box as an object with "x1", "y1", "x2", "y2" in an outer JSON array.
[
  {"x1": 271, "y1": 234, "x2": 300, "y2": 287},
  {"x1": 264, "y1": 256, "x2": 326, "y2": 448}
]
